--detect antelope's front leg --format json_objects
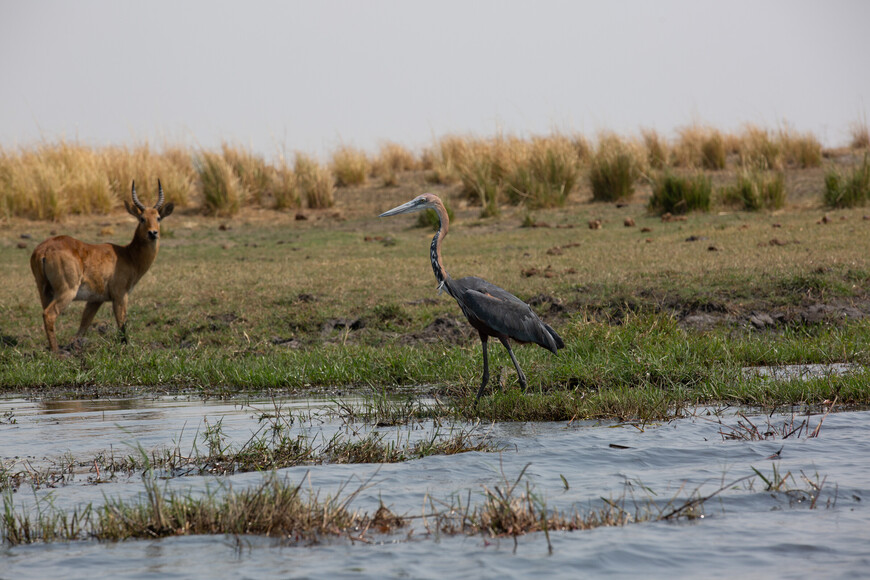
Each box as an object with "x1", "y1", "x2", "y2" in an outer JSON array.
[{"x1": 112, "y1": 295, "x2": 129, "y2": 344}]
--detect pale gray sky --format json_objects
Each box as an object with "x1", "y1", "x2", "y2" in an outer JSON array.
[{"x1": 1, "y1": 0, "x2": 868, "y2": 159}]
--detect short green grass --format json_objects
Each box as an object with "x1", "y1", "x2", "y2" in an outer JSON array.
[{"x1": 2, "y1": 177, "x2": 869, "y2": 418}]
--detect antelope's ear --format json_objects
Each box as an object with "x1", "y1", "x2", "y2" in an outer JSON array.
[
  {"x1": 159, "y1": 202, "x2": 174, "y2": 219},
  {"x1": 124, "y1": 200, "x2": 142, "y2": 218}
]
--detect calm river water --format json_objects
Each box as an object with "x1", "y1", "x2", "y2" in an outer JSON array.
[{"x1": 1, "y1": 395, "x2": 868, "y2": 579}]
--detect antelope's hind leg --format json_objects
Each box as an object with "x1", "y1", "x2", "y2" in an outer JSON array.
[{"x1": 42, "y1": 290, "x2": 77, "y2": 353}]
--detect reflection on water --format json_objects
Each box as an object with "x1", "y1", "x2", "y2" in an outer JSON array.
[
  {"x1": 1, "y1": 395, "x2": 869, "y2": 579},
  {"x1": 742, "y1": 362, "x2": 862, "y2": 381}
]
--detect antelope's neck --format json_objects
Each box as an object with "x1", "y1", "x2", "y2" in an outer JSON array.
[{"x1": 126, "y1": 235, "x2": 159, "y2": 274}]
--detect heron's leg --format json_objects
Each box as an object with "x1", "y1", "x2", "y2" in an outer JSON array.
[
  {"x1": 499, "y1": 337, "x2": 528, "y2": 391},
  {"x1": 475, "y1": 334, "x2": 490, "y2": 399}
]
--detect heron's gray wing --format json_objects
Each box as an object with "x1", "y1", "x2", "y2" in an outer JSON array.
[{"x1": 452, "y1": 277, "x2": 560, "y2": 352}]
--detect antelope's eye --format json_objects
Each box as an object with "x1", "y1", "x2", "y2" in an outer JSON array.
[{"x1": 139, "y1": 217, "x2": 146, "y2": 223}]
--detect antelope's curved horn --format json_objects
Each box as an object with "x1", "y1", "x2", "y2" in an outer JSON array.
[
  {"x1": 131, "y1": 181, "x2": 146, "y2": 211},
  {"x1": 155, "y1": 179, "x2": 165, "y2": 209}
]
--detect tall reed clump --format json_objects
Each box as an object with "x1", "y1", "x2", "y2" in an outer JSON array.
[
  {"x1": 673, "y1": 125, "x2": 727, "y2": 170},
  {"x1": 738, "y1": 125, "x2": 783, "y2": 170},
  {"x1": 850, "y1": 116, "x2": 869, "y2": 150},
  {"x1": 0, "y1": 142, "x2": 115, "y2": 220},
  {"x1": 271, "y1": 156, "x2": 300, "y2": 210},
  {"x1": 588, "y1": 134, "x2": 643, "y2": 202},
  {"x1": 641, "y1": 128, "x2": 671, "y2": 169},
  {"x1": 778, "y1": 126, "x2": 822, "y2": 168},
  {"x1": 295, "y1": 153, "x2": 335, "y2": 209},
  {"x1": 424, "y1": 135, "x2": 468, "y2": 184},
  {"x1": 720, "y1": 169, "x2": 786, "y2": 211},
  {"x1": 101, "y1": 144, "x2": 195, "y2": 208},
  {"x1": 196, "y1": 151, "x2": 245, "y2": 216},
  {"x1": 504, "y1": 136, "x2": 580, "y2": 208},
  {"x1": 648, "y1": 171, "x2": 712, "y2": 215},
  {"x1": 330, "y1": 145, "x2": 370, "y2": 187},
  {"x1": 373, "y1": 142, "x2": 417, "y2": 186},
  {"x1": 456, "y1": 138, "x2": 502, "y2": 217},
  {"x1": 824, "y1": 155, "x2": 870, "y2": 208},
  {"x1": 220, "y1": 143, "x2": 273, "y2": 205}
]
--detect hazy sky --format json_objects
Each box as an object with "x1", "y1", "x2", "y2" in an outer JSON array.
[{"x1": 1, "y1": 0, "x2": 868, "y2": 159}]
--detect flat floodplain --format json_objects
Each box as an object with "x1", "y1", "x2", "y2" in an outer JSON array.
[{"x1": 1, "y1": 161, "x2": 870, "y2": 576}]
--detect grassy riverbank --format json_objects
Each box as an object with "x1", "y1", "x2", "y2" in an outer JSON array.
[{"x1": 1, "y1": 138, "x2": 869, "y2": 417}]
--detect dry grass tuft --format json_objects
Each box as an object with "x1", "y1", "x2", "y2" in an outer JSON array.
[
  {"x1": 641, "y1": 128, "x2": 671, "y2": 169},
  {"x1": 721, "y1": 169, "x2": 786, "y2": 211},
  {"x1": 196, "y1": 151, "x2": 246, "y2": 216},
  {"x1": 295, "y1": 153, "x2": 335, "y2": 208},
  {"x1": 850, "y1": 117, "x2": 870, "y2": 150},
  {"x1": 738, "y1": 124, "x2": 784, "y2": 170},
  {"x1": 778, "y1": 124, "x2": 822, "y2": 168},
  {"x1": 373, "y1": 142, "x2": 418, "y2": 186},
  {"x1": 331, "y1": 145, "x2": 370, "y2": 187},
  {"x1": 673, "y1": 125, "x2": 727, "y2": 170},
  {"x1": 220, "y1": 143, "x2": 273, "y2": 205},
  {"x1": 588, "y1": 133, "x2": 644, "y2": 202}
]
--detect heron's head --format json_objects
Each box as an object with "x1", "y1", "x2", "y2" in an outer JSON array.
[{"x1": 379, "y1": 193, "x2": 441, "y2": 217}]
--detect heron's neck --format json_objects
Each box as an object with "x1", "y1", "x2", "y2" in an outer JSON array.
[{"x1": 429, "y1": 203, "x2": 451, "y2": 290}]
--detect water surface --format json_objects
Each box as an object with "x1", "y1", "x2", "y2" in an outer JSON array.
[{"x1": 1, "y1": 395, "x2": 868, "y2": 579}]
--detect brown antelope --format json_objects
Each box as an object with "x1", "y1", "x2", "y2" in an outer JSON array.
[{"x1": 30, "y1": 181, "x2": 174, "y2": 352}]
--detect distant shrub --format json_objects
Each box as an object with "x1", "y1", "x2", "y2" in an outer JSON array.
[
  {"x1": 648, "y1": 171, "x2": 711, "y2": 215},
  {"x1": 505, "y1": 136, "x2": 579, "y2": 208},
  {"x1": 457, "y1": 143, "x2": 500, "y2": 217},
  {"x1": 700, "y1": 132, "x2": 727, "y2": 170},
  {"x1": 589, "y1": 135, "x2": 642, "y2": 202},
  {"x1": 673, "y1": 125, "x2": 727, "y2": 169},
  {"x1": 779, "y1": 126, "x2": 822, "y2": 168},
  {"x1": 331, "y1": 146, "x2": 370, "y2": 187},
  {"x1": 196, "y1": 152, "x2": 245, "y2": 216},
  {"x1": 850, "y1": 119, "x2": 869, "y2": 150},
  {"x1": 425, "y1": 135, "x2": 467, "y2": 184},
  {"x1": 721, "y1": 170, "x2": 785, "y2": 211},
  {"x1": 272, "y1": 160, "x2": 299, "y2": 210},
  {"x1": 824, "y1": 156, "x2": 870, "y2": 208},
  {"x1": 294, "y1": 153, "x2": 334, "y2": 209},
  {"x1": 641, "y1": 128, "x2": 670, "y2": 169},
  {"x1": 739, "y1": 125, "x2": 783, "y2": 170}
]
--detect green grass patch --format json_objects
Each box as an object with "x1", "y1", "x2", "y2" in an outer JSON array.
[{"x1": 648, "y1": 172, "x2": 712, "y2": 215}]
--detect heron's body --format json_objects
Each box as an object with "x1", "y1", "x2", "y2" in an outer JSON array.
[{"x1": 380, "y1": 193, "x2": 564, "y2": 398}]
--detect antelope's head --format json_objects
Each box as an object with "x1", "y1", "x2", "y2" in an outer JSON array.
[{"x1": 124, "y1": 180, "x2": 175, "y2": 242}]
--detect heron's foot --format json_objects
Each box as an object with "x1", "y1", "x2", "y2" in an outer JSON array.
[{"x1": 475, "y1": 383, "x2": 488, "y2": 400}]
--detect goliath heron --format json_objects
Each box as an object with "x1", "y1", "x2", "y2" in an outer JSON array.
[{"x1": 379, "y1": 193, "x2": 564, "y2": 398}]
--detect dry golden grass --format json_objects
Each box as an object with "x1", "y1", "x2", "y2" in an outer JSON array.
[
  {"x1": 673, "y1": 125, "x2": 727, "y2": 170},
  {"x1": 0, "y1": 123, "x2": 859, "y2": 221},
  {"x1": 372, "y1": 142, "x2": 418, "y2": 182},
  {"x1": 196, "y1": 151, "x2": 245, "y2": 216},
  {"x1": 331, "y1": 145, "x2": 370, "y2": 187},
  {"x1": 295, "y1": 152, "x2": 335, "y2": 208},
  {"x1": 588, "y1": 133, "x2": 645, "y2": 201},
  {"x1": 777, "y1": 124, "x2": 822, "y2": 169},
  {"x1": 641, "y1": 128, "x2": 671, "y2": 169},
  {"x1": 850, "y1": 118, "x2": 870, "y2": 150},
  {"x1": 738, "y1": 124, "x2": 784, "y2": 170}
]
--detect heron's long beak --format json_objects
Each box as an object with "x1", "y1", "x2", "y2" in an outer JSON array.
[{"x1": 379, "y1": 199, "x2": 424, "y2": 217}]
